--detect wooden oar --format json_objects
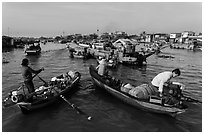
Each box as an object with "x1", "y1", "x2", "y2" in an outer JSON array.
[
  {"x1": 59, "y1": 94, "x2": 92, "y2": 121},
  {"x1": 37, "y1": 75, "x2": 48, "y2": 86},
  {"x1": 182, "y1": 96, "x2": 202, "y2": 103},
  {"x1": 32, "y1": 69, "x2": 44, "y2": 80},
  {"x1": 38, "y1": 75, "x2": 92, "y2": 121}
]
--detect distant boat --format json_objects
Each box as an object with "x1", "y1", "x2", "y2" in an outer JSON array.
[
  {"x1": 3, "y1": 71, "x2": 81, "y2": 114},
  {"x1": 170, "y1": 43, "x2": 202, "y2": 51},
  {"x1": 2, "y1": 58, "x2": 9, "y2": 64},
  {"x1": 67, "y1": 43, "x2": 91, "y2": 59},
  {"x1": 24, "y1": 43, "x2": 41, "y2": 55}
]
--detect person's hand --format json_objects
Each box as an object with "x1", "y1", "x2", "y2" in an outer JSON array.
[
  {"x1": 41, "y1": 67, "x2": 44, "y2": 71},
  {"x1": 159, "y1": 92, "x2": 163, "y2": 97}
]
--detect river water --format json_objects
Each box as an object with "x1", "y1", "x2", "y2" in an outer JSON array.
[{"x1": 2, "y1": 42, "x2": 202, "y2": 132}]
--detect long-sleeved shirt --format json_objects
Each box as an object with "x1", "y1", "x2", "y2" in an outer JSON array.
[
  {"x1": 151, "y1": 71, "x2": 173, "y2": 93},
  {"x1": 96, "y1": 60, "x2": 107, "y2": 76},
  {"x1": 21, "y1": 66, "x2": 41, "y2": 82}
]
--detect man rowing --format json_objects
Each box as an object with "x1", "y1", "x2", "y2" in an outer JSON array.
[{"x1": 21, "y1": 58, "x2": 44, "y2": 94}]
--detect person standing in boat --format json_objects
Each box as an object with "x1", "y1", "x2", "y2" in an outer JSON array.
[
  {"x1": 96, "y1": 58, "x2": 108, "y2": 76},
  {"x1": 36, "y1": 43, "x2": 41, "y2": 51},
  {"x1": 21, "y1": 58, "x2": 44, "y2": 93},
  {"x1": 151, "y1": 68, "x2": 181, "y2": 97}
]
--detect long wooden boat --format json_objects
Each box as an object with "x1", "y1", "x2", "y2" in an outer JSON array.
[
  {"x1": 3, "y1": 71, "x2": 81, "y2": 114},
  {"x1": 118, "y1": 51, "x2": 152, "y2": 66},
  {"x1": 89, "y1": 65, "x2": 187, "y2": 117},
  {"x1": 170, "y1": 43, "x2": 202, "y2": 51}
]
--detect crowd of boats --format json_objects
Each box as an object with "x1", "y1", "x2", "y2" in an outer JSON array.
[
  {"x1": 67, "y1": 39, "x2": 167, "y2": 67},
  {"x1": 2, "y1": 38, "x2": 202, "y2": 118}
]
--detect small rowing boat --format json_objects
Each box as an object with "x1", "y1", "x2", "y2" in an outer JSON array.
[{"x1": 3, "y1": 71, "x2": 81, "y2": 114}]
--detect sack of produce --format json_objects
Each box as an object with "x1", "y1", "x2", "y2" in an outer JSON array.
[
  {"x1": 121, "y1": 83, "x2": 134, "y2": 93},
  {"x1": 128, "y1": 84, "x2": 154, "y2": 99}
]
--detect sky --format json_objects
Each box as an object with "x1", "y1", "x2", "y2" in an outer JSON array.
[{"x1": 2, "y1": 2, "x2": 202, "y2": 37}]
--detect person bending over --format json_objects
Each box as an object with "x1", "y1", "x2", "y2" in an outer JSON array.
[{"x1": 151, "y1": 68, "x2": 181, "y2": 97}]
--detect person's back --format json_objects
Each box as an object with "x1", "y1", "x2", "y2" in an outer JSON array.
[
  {"x1": 151, "y1": 71, "x2": 172, "y2": 88},
  {"x1": 21, "y1": 66, "x2": 33, "y2": 82},
  {"x1": 97, "y1": 59, "x2": 107, "y2": 76},
  {"x1": 151, "y1": 68, "x2": 181, "y2": 96}
]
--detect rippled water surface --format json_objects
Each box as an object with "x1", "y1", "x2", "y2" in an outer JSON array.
[{"x1": 2, "y1": 43, "x2": 202, "y2": 132}]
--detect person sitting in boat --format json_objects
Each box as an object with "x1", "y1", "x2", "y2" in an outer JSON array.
[
  {"x1": 21, "y1": 58, "x2": 44, "y2": 94},
  {"x1": 96, "y1": 58, "x2": 108, "y2": 76},
  {"x1": 150, "y1": 68, "x2": 181, "y2": 97},
  {"x1": 36, "y1": 43, "x2": 41, "y2": 51},
  {"x1": 136, "y1": 53, "x2": 146, "y2": 66},
  {"x1": 29, "y1": 44, "x2": 35, "y2": 50}
]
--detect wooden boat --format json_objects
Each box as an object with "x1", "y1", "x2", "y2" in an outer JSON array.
[
  {"x1": 3, "y1": 71, "x2": 81, "y2": 114},
  {"x1": 89, "y1": 65, "x2": 187, "y2": 117},
  {"x1": 2, "y1": 58, "x2": 9, "y2": 64},
  {"x1": 87, "y1": 47, "x2": 110, "y2": 59},
  {"x1": 25, "y1": 43, "x2": 41, "y2": 55},
  {"x1": 118, "y1": 51, "x2": 152, "y2": 66},
  {"x1": 67, "y1": 43, "x2": 91, "y2": 59},
  {"x1": 170, "y1": 43, "x2": 202, "y2": 51}
]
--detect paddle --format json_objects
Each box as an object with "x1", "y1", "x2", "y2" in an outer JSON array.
[
  {"x1": 32, "y1": 68, "x2": 44, "y2": 80},
  {"x1": 37, "y1": 75, "x2": 48, "y2": 86},
  {"x1": 38, "y1": 75, "x2": 92, "y2": 121},
  {"x1": 59, "y1": 94, "x2": 92, "y2": 121},
  {"x1": 181, "y1": 96, "x2": 202, "y2": 103}
]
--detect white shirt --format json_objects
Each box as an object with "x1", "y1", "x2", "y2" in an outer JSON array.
[
  {"x1": 151, "y1": 71, "x2": 173, "y2": 93},
  {"x1": 96, "y1": 59, "x2": 107, "y2": 76}
]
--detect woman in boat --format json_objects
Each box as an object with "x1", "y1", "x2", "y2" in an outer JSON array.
[
  {"x1": 150, "y1": 68, "x2": 181, "y2": 97},
  {"x1": 21, "y1": 58, "x2": 44, "y2": 93}
]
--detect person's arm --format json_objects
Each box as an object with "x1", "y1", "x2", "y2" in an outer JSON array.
[
  {"x1": 158, "y1": 80, "x2": 165, "y2": 93},
  {"x1": 96, "y1": 65, "x2": 99, "y2": 70},
  {"x1": 28, "y1": 66, "x2": 44, "y2": 74}
]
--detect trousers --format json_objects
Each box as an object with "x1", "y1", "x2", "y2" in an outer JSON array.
[{"x1": 24, "y1": 80, "x2": 35, "y2": 93}]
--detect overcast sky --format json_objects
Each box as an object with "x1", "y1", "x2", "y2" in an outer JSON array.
[{"x1": 2, "y1": 2, "x2": 202, "y2": 37}]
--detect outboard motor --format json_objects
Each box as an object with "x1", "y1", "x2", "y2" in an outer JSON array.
[{"x1": 163, "y1": 82, "x2": 186, "y2": 108}]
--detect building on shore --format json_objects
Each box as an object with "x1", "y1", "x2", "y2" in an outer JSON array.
[
  {"x1": 169, "y1": 33, "x2": 182, "y2": 43},
  {"x1": 2, "y1": 36, "x2": 14, "y2": 48},
  {"x1": 153, "y1": 33, "x2": 169, "y2": 42},
  {"x1": 181, "y1": 31, "x2": 195, "y2": 44}
]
